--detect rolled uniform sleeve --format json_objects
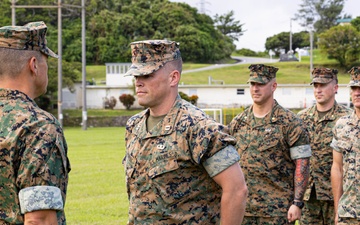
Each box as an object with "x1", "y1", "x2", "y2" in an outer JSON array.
[
  {"x1": 19, "y1": 186, "x2": 63, "y2": 214},
  {"x1": 330, "y1": 120, "x2": 342, "y2": 153},
  {"x1": 16, "y1": 122, "x2": 70, "y2": 217},
  {"x1": 288, "y1": 116, "x2": 312, "y2": 160},
  {"x1": 202, "y1": 145, "x2": 240, "y2": 177}
]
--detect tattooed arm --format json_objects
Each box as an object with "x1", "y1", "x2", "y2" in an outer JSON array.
[
  {"x1": 287, "y1": 158, "x2": 310, "y2": 222},
  {"x1": 294, "y1": 158, "x2": 310, "y2": 200}
]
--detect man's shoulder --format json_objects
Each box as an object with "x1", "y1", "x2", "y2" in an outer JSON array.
[
  {"x1": 177, "y1": 99, "x2": 214, "y2": 123},
  {"x1": 127, "y1": 109, "x2": 147, "y2": 126},
  {"x1": 335, "y1": 103, "x2": 353, "y2": 114},
  {"x1": 232, "y1": 105, "x2": 251, "y2": 119},
  {"x1": 297, "y1": 106, "x2": 315, "y2": 117},
  {"x1": 335, "y1": 113, "x2": 352, "y2": 125},
  {"x1": 273, "y1": 103, "x2": 299, "y2": 121},
  {"x1": 6, "y1": 97, "x2": 61, "y2": 129}
]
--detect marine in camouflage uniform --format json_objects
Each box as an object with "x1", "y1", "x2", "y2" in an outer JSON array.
[
  {"x1": 123, "y1": 40, "x2": 248, "y2": 224},
  {"x1": 331, "y1": 67, "x2": 360, "y2": 225},
  {"x1": 298, "y1": 68, "x2": 352, "y2": 225},
  {"x1": 228, "y1": 64, "x2": 311, "y2": 225},
  {"x1": 0, "y1": 22, "x2": 70, "y2": 224}
]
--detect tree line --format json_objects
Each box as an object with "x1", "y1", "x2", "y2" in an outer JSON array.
[
  {"x1": 0, "y1": 0, "x2": 244, "y2": 109},
  {"x1": 1, "y1": 0, "x2": 359, "y2": 109},
  {"x1": 263, "y1": 0, "x2": 360, "y2": 68},
  {"x1": 0, "y1": 0, "x2": 244, "y2": 64}
]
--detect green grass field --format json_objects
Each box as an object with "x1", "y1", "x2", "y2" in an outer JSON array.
[
  {"x1": 64, "y1": 127, "x2": 301, "y2": 224},
  {"x1": 65, "y1": 127, "x2": 128, "y2": 224}
]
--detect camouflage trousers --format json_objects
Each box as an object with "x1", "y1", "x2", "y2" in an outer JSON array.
[
  {"x1": 242, "y1": 216, "x2": 295, "y2": 225},
  {"x1": 337, "y1": 217, "x2": 360, "y2": 225},
  {"x1": 299, "y1": 189, "x2": 334, "y2": 225}
]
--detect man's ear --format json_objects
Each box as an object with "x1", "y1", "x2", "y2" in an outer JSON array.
[
  {"x1": 28, "y1": 56, "x2": 38, "y2": 76},
  {"x1": 169, "y1": 70, "x2": 181, "y2": 87},
  {"x1": 271, "y1": 80, "x2": 277, "y2": 92}
]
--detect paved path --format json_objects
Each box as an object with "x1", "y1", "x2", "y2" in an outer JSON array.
[{"x1": 182, "y1": 56, "x2": 278, "y2": 74}]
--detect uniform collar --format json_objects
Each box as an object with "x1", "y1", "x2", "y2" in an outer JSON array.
[
  {"x1": 132, "y1": 95, "x2": 182, "y2": 138},
  {"x1": 307, "y1": 101, "x2": 340, "y2": 122},
  {"x1": 243, "y1": 100, "x2": 280, "y2": 126},
  {"x1": 0, "y1": 88, "x2": 36, "y2": 104}
]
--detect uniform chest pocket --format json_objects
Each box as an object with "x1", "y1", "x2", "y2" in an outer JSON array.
[
  {"x1": 257, "y1": 130, "x2": 283, "y2": 151},
  {"x1": 147, "y1": 158, "x2": 183, "y2": 206},
  {"x1": 256, "y1": 131, "x2": 286, "y2": 170},
  {"x1": 148, "y1": 158, "x2": 179, "y2": 179}
]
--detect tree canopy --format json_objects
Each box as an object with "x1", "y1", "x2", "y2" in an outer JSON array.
[
  {"x1": 265, "y1": 31, "x2": 310, "y2": 55},
  {"x1": 318, "y1": 25, "x2": 360, "y2": 67},
  {"x1": 1, "y1": 0, "x2": 243, "y2": 65},
  {"x1": 295, "y1": 0, "x2": 345, "y2": 33},
  {"x1": 214, "y1": 10, "x2": 245, "y2": 42},
  {"x1": 0, "y1": 0, "x2": 244, "y2": 108}
]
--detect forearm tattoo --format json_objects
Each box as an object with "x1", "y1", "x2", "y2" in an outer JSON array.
[{"x1": 294, "y1": 158, "x2": 310, "y2": 201}]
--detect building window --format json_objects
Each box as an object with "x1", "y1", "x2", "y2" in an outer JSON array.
[{"x1": 237, "y1": 89, "x2": 245, "y2": 95}]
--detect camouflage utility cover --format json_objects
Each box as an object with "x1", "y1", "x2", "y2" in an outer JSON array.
[
  {"x1": 348, "y1": 66, "x2": 360, "y2": 87},
  {"x1": 298, "y1": 102, "x2": 352, "y2": 201},
  {"x1": 228, "y1": 100, "x2": 311, "y2": 217},
  {"x1": 124, "y1": 40, "x2": 181, "y2": 77},
  {"x1": 311, "y1": 67, "x2": 338, "y2": 84},
  {"x1": 331, "y1": 111, "x2": 360, "y2": 220},
  {"x1": 0, "y1": 21, "x2": 58, "y2": 58},
  {"x1": 0, "y1": 89, "x2": 70, "y2": 224},
  {"x1": 247, "y1": 64, "x2": 279, "y2": 84},
  {"x1": 124, "y1": 95, "x2": 240, "y2": 224}
]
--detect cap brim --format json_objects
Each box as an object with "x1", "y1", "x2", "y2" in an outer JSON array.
[
  {"x1": 42, "y1": 47, "x2": 58, "y2": 58},
  {"x1": 124, "y1": 62, "x2": 163, "y2": 77},
  {"x1": 247, "y1": 77, "x2": 268, "y2": 84},
  {"x1": 348, "y1": 81, "x2": 360, "y2": 87},
  {"x1": 310, "y1": 78, "x2": 333, "y2": 85}
]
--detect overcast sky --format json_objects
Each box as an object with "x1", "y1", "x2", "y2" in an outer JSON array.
[{"x1": 170, "y1": 0, "x2": 359, "y2": 52}]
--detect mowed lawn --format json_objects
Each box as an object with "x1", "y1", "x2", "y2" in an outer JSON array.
[
  {"x1": 64, "y1": 127, "x2": 128, "y2": 224},
  {"x1": 63, "y1": 127, "x2": 301, "y2": 225}
]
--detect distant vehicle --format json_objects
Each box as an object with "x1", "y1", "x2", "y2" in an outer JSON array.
[{"x1": 279, "y1": 53, "x2": 299, "y2": 62}]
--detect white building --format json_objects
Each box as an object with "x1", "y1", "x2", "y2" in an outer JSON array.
[{"x1": 62, "y1": 63, "x2": 351, "y2": 110}]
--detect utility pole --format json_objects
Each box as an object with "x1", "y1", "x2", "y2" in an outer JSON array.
[
  {"x1": 11, "y1": 0, "x2": 87, "y2": 130},
  {"x1": 289, "y1": 19, "x2": 293, "y2": 53},
  {"x1": 57, "y1": 0, "x2": 63, "y2": 126},
  {"x1": 11, "y1": 0, "x2": 17, "y2": 26},
  {"x1": 81, "y1": 0, "x2": 87, "y2": 130},
  {"x1": 310, "y1": 30, "x2": 314, "y2": 78},
  {"x1": 198, "y1": 0, "x2": 210, "y2": 14}
]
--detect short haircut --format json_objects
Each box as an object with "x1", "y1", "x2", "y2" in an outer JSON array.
[
  {"x1": 0, "y1": 48, "x2": 44, "y2": 78},
  {"x1": 164, "y1": 58, "x2": 183, "y2": 74}
]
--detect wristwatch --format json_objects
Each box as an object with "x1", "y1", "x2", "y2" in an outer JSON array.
[{"x1": 292, "y1": 201, "x2": 304, "y2": 209}]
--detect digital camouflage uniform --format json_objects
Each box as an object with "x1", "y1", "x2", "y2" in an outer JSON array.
[
  {"x1": 331, "y1": 111, "x2": 360, "y2": 221},
  {"x1": 124, "y1": 96, "x2": 240, "y2": 224},
  {"x1": 229, "y1": 100, "x2": 311, "y2": 218},
  {"x1": 298, "y1": 68, "x2": 352, "y2": 225},
  {"x1": 330, "y1": 66, "x2": 360, "y2": 223},
  {"x1": 0, "y1": 89, "x2": 70, "y2": 224},
  {"x1": 0, "y1": 22, "x2": 69, "y2": 224},
  {"x1": 228, "y1": 64, "x2": 311, "y2": 221}
]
